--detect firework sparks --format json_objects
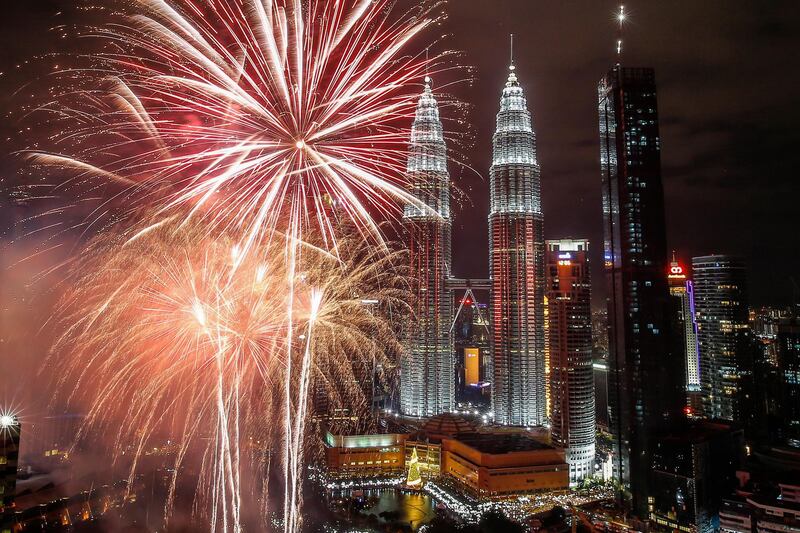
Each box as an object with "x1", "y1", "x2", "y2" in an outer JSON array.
[
  {"x1": 30, "y1": 0, "x2": 449, "y2": 260},
  {"x1": 49, "y1": 220, "x2": 406, "y2": 531},
  {"x1": 20, "y1": 1, "x2": 451, "y2": 530}
]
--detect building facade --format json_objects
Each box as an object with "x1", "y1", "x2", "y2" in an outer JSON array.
[
  {"x1": 441, "y1": 433, "x2": 568, "y2": 500},
  {"x1": 452, "y1": 291, "x2": 492, "y2": 406},
  {"x1": 489, "y1": 65, "x2": 546, "y2": 427},
  {"x1": 598, "y1": 66, "x2": 684, "y2": 514},
  {"x1": 545, "y1": 239, "x2": 596, "y2": 484},
  {"x1": 649, "y1": 421, "x2": 744, "y2": 533},
  {"x1": 401, "y1": 77, "x2": 454, "y2": 417},
  {"x1": 721, "y1": 483, "x2": 800, "y2": 533},
  {"x1": 692, "y1": 255, "x2": 749, "y2": 422},
  {"x1": 323, "y1": 433, "x2": 407, "y2": 479}
]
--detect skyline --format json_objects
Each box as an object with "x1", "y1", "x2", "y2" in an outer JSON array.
[
  {"x1": 440, "y1": 0, "x2": 799, "y2": 307},
  {"x1": 1, "y1": 1, "x2": 799, "y2": 531},
  {"x1": 2, "y1": 1, "x2": 799, "y2": 307}
]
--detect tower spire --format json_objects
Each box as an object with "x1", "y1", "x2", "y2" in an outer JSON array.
[
  {"x1": 424, "y1": 47, "x2": 431, "y2": 87},
  {"x1": 506, "y1": 34, "x2": 518, "y2": 86},
  {"x1": 616, "y1": 5, "x2": 626, "y2": 58},
  {"x1": 510, "y1": 33, "x2": 514, "y2": 70}
]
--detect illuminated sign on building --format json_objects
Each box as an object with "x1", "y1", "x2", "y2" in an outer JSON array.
[
  {"x1": 668, "y1": 262, "x2": 687, "y2": 280},
  {"x1": 464, "y1": 348, "x2": 480, "y2": 386}
]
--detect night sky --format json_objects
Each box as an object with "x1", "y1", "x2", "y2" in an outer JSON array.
[
  {"x1": 440, "y1": 0, "x2": 800, "y2": 307},
  {"x1": 2, "y1": 0, "x2": 799, "y2": 309}
]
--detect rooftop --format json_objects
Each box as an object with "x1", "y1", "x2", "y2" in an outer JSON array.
[
  {"x1": 453, "y1": 432, "x2": 554, "y2": 455},
  {"x1": 420, "y1": 413, "x2": 478, "y2": 438}
]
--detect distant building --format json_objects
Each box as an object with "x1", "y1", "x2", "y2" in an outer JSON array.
[
  {"x1": 692, "y1": 255, "x2": 749, "y2": 422},
  {"x1": 489, "y1": 65, "x2": 546, "y2": 427},
  {"x1": 776, "y1": 316, "x2": 800, "y2": 447},
  {"x1": 545, "y1": 239, "x2": 595, "y2": 484},
  {"x1": 1, "y1": 414, "x2": 20, "y2": 520},
  {"x1": 322, "y1": 413, "x2": 569, "y2": 501},
  {"x1": 441, "y1": 433, "x2": 569, "y2": 500},
  {"x1": 648, "y1": 421, "x2": 744, "y2": 533},
  {"x1": 401, "y1": 77, "x2": 454, "y2": 417},
  {"x1": 752, "y1": 306, "x2": 789, "y2": 367},
  {"x1": 452, "y1": 291, "x2": 492, "y2": 406},
  {"x1": 593, "y1": 360, "x2": 610, "y2": 431},
  {"x1": 721, "y1": 482, "x2": 800, "y2": 533},
  {"x1": 323, "y1": 432, "x2": 406, "y2": 479},
  {"x1": 598, "y1": 65, "x2": 684, "y2": 514},
  {"x1": 667, "y1": 255, "x2": 702, "y2": 413}
]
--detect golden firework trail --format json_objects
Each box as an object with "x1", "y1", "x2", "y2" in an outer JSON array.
[
  {"x1": 50, "y1": 220, "x2": 406, "y2": 531},
  {"x1": 19, "y1": 0, "x2": 456, "y2": 530}
]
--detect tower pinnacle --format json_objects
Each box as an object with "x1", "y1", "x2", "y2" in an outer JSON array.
[{"x1": 616, "y1": 5, "x2": 626, "y2": 57}]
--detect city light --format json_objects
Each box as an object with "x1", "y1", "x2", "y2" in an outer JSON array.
[
  {"x1": 2, "y1": 2, "x2": 791, "y2": 533},
  {"x1": 0, "y1": 413, "x2": 17, "y2": 428}
]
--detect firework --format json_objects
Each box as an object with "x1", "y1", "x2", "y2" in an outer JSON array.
[
  {"x1": 49, "y1": 219, "x2": 406, "y2": 531},
  {"x1": 22, "y1": 1, "x2": 453, "y2": 530},
  {"x1": 30, "y1": 0, "x2": 450, "y2": 260}
]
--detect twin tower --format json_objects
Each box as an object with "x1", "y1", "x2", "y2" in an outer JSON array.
[{"x1": 400, "y1": 66, "x2": 545, "y2": 426}]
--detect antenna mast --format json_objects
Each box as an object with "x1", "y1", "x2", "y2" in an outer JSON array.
[
  {"x1": 510, "y1": 33, "x2": 515, "y2": 70},
  {"x1": 616, "y1": 5, "x2": 626, "y2": 59}
]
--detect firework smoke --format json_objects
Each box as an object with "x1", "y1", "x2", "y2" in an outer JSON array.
[
  {"x1": 49, "y1": 219, "x2": 405, "y2": 531},
  {"x1": 16, "y1": 0, "x2": 455, "y2": 530}
]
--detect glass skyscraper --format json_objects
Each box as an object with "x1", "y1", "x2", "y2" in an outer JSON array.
[
  {"x1": 489, "y1": 66, "x2": 546, "y2": 427},
  {"x1": 598, "y1": 66, "x2": 684, "y2": 514},
  {"x1": 401, "y1": 77, "x2": 454, "y2": 417},
  {"x1": 692, "y1": 255, "x2": 749, "y2": 422}
]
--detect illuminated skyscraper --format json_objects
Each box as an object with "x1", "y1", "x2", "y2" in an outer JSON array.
[
  {"x1": 546, "y1": 239, "x2": 595, "y2": 484},
  {"x1": 598, "y1": 66, "x2": 684, "y2": 514},
  {"x1": 692, "y1": 255, "x2": 749, "y2": 421},
  {"x1": 489, "y1": 65, "x2": 546, "y2": 426},
  {"x1": 401, "y1": 77, "x2": 454, "y2": 417},
  {"x1": 667, "y1": 255, "x2": 702, "y2": 411}
]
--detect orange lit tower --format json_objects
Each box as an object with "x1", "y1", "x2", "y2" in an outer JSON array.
[{"x1": 546, "y1": 239, "x2": 595, "y2": 484}]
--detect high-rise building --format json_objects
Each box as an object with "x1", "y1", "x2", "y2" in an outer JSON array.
[
  {"x1": 667, "y1": 255, "x2": 702, "y2": 412},
  {"x1": 401, "y1": 77, "x2": 454, "y2": 417},
  {"x1": 1, "y1": 414, "x2": 20, "y2": 521},
  {"x1": 649, "y1": 421, "x2": 744, "y2": 533},
  {"x1": 545, "y1": 239, "x2": 596, "y2": 484},
  {"x1": 775, "y1": 315, "x2": 800, "y2": 447},
  {"x1": 692, "y1": 255, "x2": 749, "y2": 422},
  {"x1": 598, "y1": 66, "x2": 684, "y2": 514},
  {"x1": 488, "y1": 65, "x2": 546, "y2": 427}
]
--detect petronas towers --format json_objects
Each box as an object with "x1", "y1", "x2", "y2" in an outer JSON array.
[
  {"x1": 488, "y1": 66, "x2": 546, "y2": 427},
  {"x1": 401, "y1": 67, "x2": 545, "y2": 426},
  {"x1": 401, "y1": 77, "x2": 454, "y2": 417}
]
